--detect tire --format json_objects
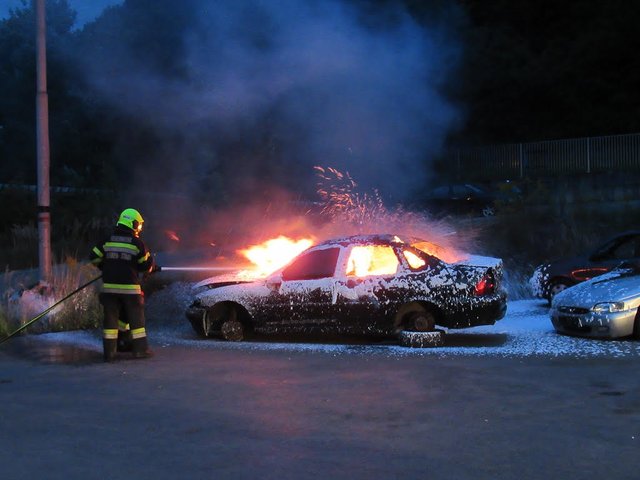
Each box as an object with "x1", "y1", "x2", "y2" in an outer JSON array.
[
  {"x1": 546, "y1": 279, "x2": 572, "y2": 304},
  {"x1": 633, "y1": 310, "x2": 640, "y2": 340},
  {"x1": 396, "y1": 303, "x2": 436, "y2": 332},
  {"x1": 221, "y1": 318, "x2": 244, "y2": 342},
  {"x1": 398, "y1": 330, "x2": 445, "y2": 348},
  {"x1": 209, "y1": 304, "x2": 244, "y2": 342}
]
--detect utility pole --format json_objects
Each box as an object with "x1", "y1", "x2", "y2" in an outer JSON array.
[{"x1": 35, "y1": 0, "x2": 52, "y2": 282}]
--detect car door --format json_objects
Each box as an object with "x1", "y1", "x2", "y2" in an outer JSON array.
[
  {"x1": 262, "y1": 246, "x2": 341, "y2": 331},
  {"x1": 333, "y1": 243, "x2": 402, "y2": 333}
]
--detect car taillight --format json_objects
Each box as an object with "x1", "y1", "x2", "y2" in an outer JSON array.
[{"x1": 474, "y1": 272, "x2": 495, "y2": 296}]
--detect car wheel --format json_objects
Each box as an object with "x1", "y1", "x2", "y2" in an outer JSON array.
[
  {"x1": 398, "y1": 330, "x2": 445, "y2": 348},
  {"x1": 207, "y1": 303, "x2": 245, "y2": 341},
  {"x1": 633, "y1": 310, "x2": 640, "y2": 340},
  {"x1": 547, "y1": 280, "x2": 572, "y2": 303},
  {"x1": 218, "y1": 306, "x2": 244, "y2": 342},
  {"x1": 402, "y1": 307, "x2": 436, "y2": 332},
  {"x1": 221, "y1": 318, "x2": 244, "y2": 342}
]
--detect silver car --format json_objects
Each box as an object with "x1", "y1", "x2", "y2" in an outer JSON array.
[{"x1": 550, "y1": 269, "x2": 640, "y2": 339}]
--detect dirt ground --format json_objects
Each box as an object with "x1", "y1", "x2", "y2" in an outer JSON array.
[{"x1": 0, "y1": 337, "x2": 638, "y2": 480}]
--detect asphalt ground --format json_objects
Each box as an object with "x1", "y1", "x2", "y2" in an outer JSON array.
[{"x1": 1, "y1": 335, "x2": 638, "y2": 480}]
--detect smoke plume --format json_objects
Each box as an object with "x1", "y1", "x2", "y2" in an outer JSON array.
[{"x1": 77, "y1": 0, "x2": 463, "y2": 253}]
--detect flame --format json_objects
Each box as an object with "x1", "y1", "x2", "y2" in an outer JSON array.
[
  {"x1": 238, "y1": 236, "x2": 314, "y2": 279},
  {"x1": 346, "y1": 245, "x2": 399, "y2": 277},
  {"x1": 412, "y1": 241, "x2": 463, "y2": 264}
]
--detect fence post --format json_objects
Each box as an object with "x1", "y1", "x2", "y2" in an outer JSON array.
[
  {"x1": 586, "y1": 137, "x2": 591, "y2": 174},
  {"x1": 519, "y1": 143, "x2": 524, "y2": 179}
]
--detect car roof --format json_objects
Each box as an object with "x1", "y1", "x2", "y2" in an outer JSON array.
[{"x1": 314, "y1": 234, "x2": 420, "y2": 248}]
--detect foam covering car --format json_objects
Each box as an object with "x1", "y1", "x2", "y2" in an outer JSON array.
[
  {"x1": 550, "y1": 267, "x2": 640, "y2": 339},
  {"x1": 185, "y1": 234, "x2": 507, "y2": 346}
]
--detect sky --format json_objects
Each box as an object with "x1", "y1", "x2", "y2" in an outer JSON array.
[{"x1": 0, "y1": 0, "x2": 123, "y2": 26}]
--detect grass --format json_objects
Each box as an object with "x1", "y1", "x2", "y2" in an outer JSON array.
[{"x1": 0, "y1": 258, "x2": 102, "y2": 339}]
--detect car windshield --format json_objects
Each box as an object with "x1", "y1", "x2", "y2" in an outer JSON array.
[
  {"x1": 410, "y1": 241, "x2": 445, "y2": 260},
  {"x1": 592, "y1": 235, "x2": 640, "y2": 260},
  {"x1": 282, "y1": 247, "x2": 340, "y2": 281}
]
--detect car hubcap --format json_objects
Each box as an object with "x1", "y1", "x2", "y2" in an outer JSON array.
[
  {"x1": 550, "y1": 283, "x2": 568, "y2": 297},
  {"x1": 412, "y1": 313, "x2": 434, "y2": 332},
  {"x1": 221, "y1": 320, "x2": 243, "y2": 341}
]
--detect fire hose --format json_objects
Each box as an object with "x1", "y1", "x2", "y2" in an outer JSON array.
[
  {"x1": 0, "y1": 275, "x2": 103, "y2": 345},
  {"x1": 0, "y1": 263, "x2": 232, "y2": 345}
]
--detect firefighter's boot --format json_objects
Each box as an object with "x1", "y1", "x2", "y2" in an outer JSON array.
[
  {"x1": 103, "y1": 338, "x2": 117, "y2": 362},
  {"x1": 131, "y1": 328, "x2": 153, "y2": 359}
]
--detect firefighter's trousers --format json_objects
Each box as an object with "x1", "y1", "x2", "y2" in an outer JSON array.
[{"x1": 99, "y1": 293, "x2": 148, "y2": 360}]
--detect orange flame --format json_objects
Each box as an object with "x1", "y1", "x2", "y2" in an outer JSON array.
[
  {"x1": 346, "y1": 245, "x2": 399, "y2": 277},
  {"x1": 238, "y1": 236, "x2": 314, "y2": 279},
  {"x1": 412, "y1": 241, "x2": 463, "y2": 264}
]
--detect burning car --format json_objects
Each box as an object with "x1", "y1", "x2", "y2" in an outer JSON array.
[{"x1": 185, "y1": 234, "x2": 507, "y2": 347}]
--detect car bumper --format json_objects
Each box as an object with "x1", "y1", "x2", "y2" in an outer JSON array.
[
  {"x1": 444, "y1": 291, "x2": 508, "y2": 329},
  {"x1": 550, "y1": 308, "x2": 637, "y2": 339}
]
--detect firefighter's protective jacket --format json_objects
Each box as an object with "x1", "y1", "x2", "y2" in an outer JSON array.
[{"x1": 90, "y1": 225, "x2": 154, "y2": 294}]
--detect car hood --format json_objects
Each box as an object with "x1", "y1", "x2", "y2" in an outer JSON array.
[
  {"x1": 552, "y1": 269, "x2": 640, "y2": 307},
  {"x1": 193, "y1": 273, "x2": 255, "y2": 289}
]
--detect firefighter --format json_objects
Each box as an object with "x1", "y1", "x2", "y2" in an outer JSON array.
[{"x1": 90, "y1": 208, "x2": 156, "y2": 362}]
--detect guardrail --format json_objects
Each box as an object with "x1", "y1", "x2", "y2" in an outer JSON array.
[{"x1": 445, "y1": 132, "x2": 640, "y2": 180}]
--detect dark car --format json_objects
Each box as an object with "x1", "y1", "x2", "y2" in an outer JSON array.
[
  {"x1": 422, "y1": 182, "x2": 521, "y2": 217},
  {"x1": 530, "y1": 231, "x2": 640, "y2": 302},
  {"x1": 185, "y1": 234, "x2": 507, "y2": 347}
]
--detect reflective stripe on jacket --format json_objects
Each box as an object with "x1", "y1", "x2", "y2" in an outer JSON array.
[{"x1": 90, "y1": 225, "x2": 154, "y2": 294}]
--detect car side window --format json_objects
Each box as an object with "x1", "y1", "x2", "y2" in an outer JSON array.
[
  {"x1": 281, "y1": 247, "x2": 340, "y2": 281},
  {"x1": 346, "y1": 245, "x2": 399, "y2": 277},
  {"x1": 402, "y1": 249, "x2": 427, "y2": 270}
]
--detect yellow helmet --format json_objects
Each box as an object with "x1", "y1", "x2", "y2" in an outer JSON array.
[{"x1": 117, "y1": 208, "x2": 144, "y2": 235}]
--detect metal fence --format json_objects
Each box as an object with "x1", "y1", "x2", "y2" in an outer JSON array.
[{"x1": 445, "y1": 133, "x2": 640, "y2": 180}]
